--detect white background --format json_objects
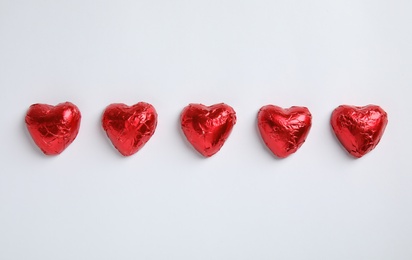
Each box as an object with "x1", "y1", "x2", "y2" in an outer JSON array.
[{"x1": 1, "y1": 0, "x2": 411, "y2": 259}]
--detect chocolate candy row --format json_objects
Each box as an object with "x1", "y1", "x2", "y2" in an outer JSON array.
[{"x1": 25, "y1": 102, "x2": 388, "y2": 158}]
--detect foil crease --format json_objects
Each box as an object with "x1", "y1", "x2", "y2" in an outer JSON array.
[
  {"x1": 331, "y1": 105, "x2": 388, "y2": 158},
  {"x1": 25, "y1": 102, "x2": 81, "y2": 155},
  {"x1": 102, "y1": 102, "x2": 157, "y2": 156},
  {"x1": 258, "y1": 105, "x2": 312, "y2": 158},
  {"x1": 181, "y1": 103, "x2": 236, "y2": 157}
]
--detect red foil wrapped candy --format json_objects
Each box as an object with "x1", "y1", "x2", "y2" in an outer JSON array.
[
  {"x1": 331, "y1": 104, "x2": 388, "y2": 158},
  {"x1": 102, "y1": 102, "x2": 157, "y2": 156},
  {"x1": 258, "y1": 105, "x2": 312, "y2": 158},
  {"x1": 25, "y1": 102, "x2": 81, "y2": 155},
  {"x1": 181, "y1": 103, "x2": 236, "y2": 157}
]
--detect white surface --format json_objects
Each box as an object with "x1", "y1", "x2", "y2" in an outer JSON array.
[{"x1": 1, "y1": 0, "x2": 412, "y2": 259}]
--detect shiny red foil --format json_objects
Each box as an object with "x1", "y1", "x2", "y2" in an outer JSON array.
[
  {"x1": 181, "y1": 103, "x2": 236, "y2": 157},
  {"x1": 102, "y1": 102, "x2": 157, "y2": 156},
  {"x1": 25, "y1": 102, "x2": 81, "y2": 155},
  {"x1": 258, "y1": 105, "x2": 312, "y2": 158},
  {"x1": 331, "y1": 105, "x2": 388, "y2": 158}
]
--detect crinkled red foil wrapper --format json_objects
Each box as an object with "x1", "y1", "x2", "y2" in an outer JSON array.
[
  {"x1": 25, "y1": 102, "x2": 81, "y2": 155},
  {"x1": 102, "y1": 102, "x2": 157, "y2": 156},
  {"x1": 331, "y1": 105, "x2": 388, "y2": 158},
  {"x1": 181, "y1": 103, "x2": 236, "y2": 157},
  {"x1": 258, "y1": 105, "x2": 312, "y2": 158}
]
